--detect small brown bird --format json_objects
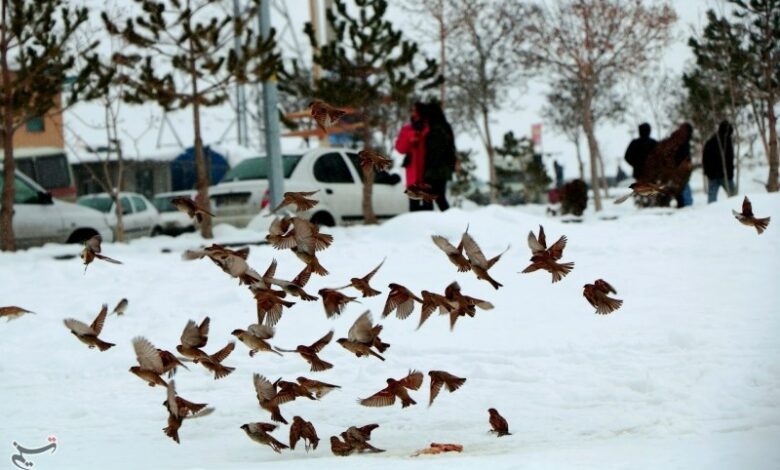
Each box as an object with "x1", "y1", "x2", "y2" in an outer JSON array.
[
  {"x1": 583, "y1": 279, "x2": 623, "y2": 315},
  {"x1": 443, "y1": 282, "x2": 494, "y2": 331},
  {"x1": 63, "y1": 304, "x2": 114, "y2": 351},
  {"x1": 157, "y1": 349, "x2": 190, "y2": 378},
  {"x1": 296, "y1": 376, "x2": 341, "y2": 399},
  {"x1": 359, "y1": 370, "x2": 424, "y2": 408},
  {"x1": 330, "y1": 436, "x2": 355, "y2": 456},
  {"x1": 254, "y1": 373, "x2": 296, "y2": 424},
  {"x1": 266, "y1": 265, "x2": 318, "y2": 301},
  {"x1": 337, "y1": 311, "x2": 389, "y2": 361},
  {"x1": 130, "y1": 336, "x2": 168, "y2": 387},
  {"x1": 171, "y1": 196, "x2": 214, "y2": 223},
  {"x1": 266, "y1": 216, "x2": 296, "y2": 249},
  {"x1": 0, "y1": 306, "x2": 35, "y2": 321},
  {"x1": 614, "y1": 182, "x2": 669, "y2": 204},
  {"x1": 522, "y1": 226, "x2": 574, "y2": 283},
  {"x1": 337, "y1": 258, "x2": 385, "y2": 297},
  {"x1": 340, "y1": 424, "x2": 385, "y2": 453},
  {"x1": 382, "y1": 283, "x2": 423, "y2": 320},
  {"x1": 81, "y1": 235, "x2": 122, "y2": 271},
  {"x1": 232, "y1": 324, "x2": 283, "y2": 357},
  {"x1": 176, "y1": 317, "x2": 210, "y2": 363},
  {"x1": 733, "y1": 196, "x2": 771, "y2": 234},
  {"x1": 319, "y1": 288, "x2": 359, "y2": 319},
  {"x1": 405, "y1": 183, "x2": 438, "y2": 202},
  {"x1": 310, "y1": 99, "x2": 347, "y2": 133},
  {"x1": 488, "y1": 408, "x2": 511, "y2": 437},
  {"x1": 418, "y1": 290, "x2": 454, "y2": 330},
  {"x1": 274, "y1": 378, "x2": 316, "y2": 401},
  {"x1": 461, "y1": 232, "x2": 508, "y2": 290},
  {"x1": 198, "y1": 342, "x2": 236, "y2": 379},
  {"x1": 431, "y1": 232, "x2": 471, "y2": 273},
  {"x1": 428, "y1": 371, "x2": 467, "y2": 407},
  {"x1": 290, "y1": 416, "x2": 320, "y2": 451},
  {"x1": 162, "y1": 380, "x2": 212, "y2": 444},
  {"x1": 291, "y1": 217, "x2": 330, "y2": 276},
  {"x1": 183, "y1": 244, "x2": 260, "y2": 284},
  {"x1": 270, "y1": 190, "x2": 320, "y2": 214},
  {"x1": 241, "y1": 422, "x2": 289, "y2": 453},
  {"x1": 252, "y1": 283, "x2": 295, "y2": 326},
  {"x1": 111, "y1": 298, "x2": 128, "y2": 316},
  {"x1": 276, "y1": 330, "x2": 334, "y2": 372},
  {"x1": 358, "y1": 149, "x2": 393, "y2": 173}
]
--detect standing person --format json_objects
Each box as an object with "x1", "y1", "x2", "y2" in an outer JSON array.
[
  {"x1": 623, "y1": 122, "x2": 657, "y2": 180},
  {"x1": 394, "y1": 102, "x2": 428, "y2": 211},
  {"x1": 702, "y1": 120, "x2": 735, "y2": 203},
  {"x1": 421, "y1": 101, "x2": 456, "y2": 212},
  {"x1": 674, "y1": 123, "x2": 694, "y2": 208}
]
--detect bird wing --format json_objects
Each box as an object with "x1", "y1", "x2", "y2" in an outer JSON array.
[
  {"x1": 209, "y1": 342, "x2": 235, "y2": 363},
  {"x1": 460, "y1": 232, "x2": 489, "y2": 268},
  {"x1": 348, "y1": 311, "x2": 374, "y2": 343},
  {"x1": 166, "y1": 381, "x2": 180, "y2": 418},
  {"x1": 180, "y1": 320, "x2": 201, "y2": 347},
  {"x1": 487, "y1": 245, "x2": 510, "y2": 269},
  {"x1": 431, "y1": 235, "x2": 457, "y2": 254},
  {"x1": 95, "y1": 253, "x2": 123, "y2": 264},
  {"x1": 527, "y1": 230, "x2": 545, "y2": 254},
  {"x1": 395, "y1": 297, "x2": 416, "y2": 320},
  {"x1": 90, "y1": 304, "x2": 109, "y2": 334},
  {"x1": 133, "y1": 336, "x2": 164, "y2": 373},
  {"x1": 292, "y1": 217, "x2": 316, "y2": 253},
  {"x1": 63, "y1": 318, "x2": 93, "y2": 336},
  {"x1": 742, "y1": 196, "x2": 754, "y2": 217},
  {"x1": 248, "y1": 323, "x2": 275, "y2": 339},
  {"x1": 359, "y1": 387, "x2": 396, "y2": 407},
  {"x1": 429, "y1": 374, "x2": 444, "y2": 406},
  {"x1": 262, "y1": 259, "x2": 278, "y2": 280},
  {"x1": 400, "y1": 370, "x2": 424, "y2": 390},
  {"x1": 547, "y1": 235, "x2": 568, "y2": 260},
  {"x1": 292, "y1": 266, "x2": 313, "y2": 288},
  {"x1": 594, "y1": 279, "x2": 617, "y2": 294},
  {"x1": 198, "y1": 317, "x2": 211, "y2": 339},
  {"x1": 382, "y1": 288, "x2": 404, "y2": 317},
  {"x1": 362, "y1": 258, "x2": 385, "y2": 283},
  {"x1": 254, "y1": 374, "x2": 276, "y2": 402},
  {"x1": 309, "y1": 330, "x2": 334, "y2": 353},
  {"x1": 289, "y1": 419, "x2": 302, "y2": 449},
  {"x1": 85, "y1": 234, "x2": 102, "y2": 253}
]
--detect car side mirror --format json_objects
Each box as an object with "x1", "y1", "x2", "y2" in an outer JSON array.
[{"x1": 38, "y1": 191, "x2": 53, "y2": 205}]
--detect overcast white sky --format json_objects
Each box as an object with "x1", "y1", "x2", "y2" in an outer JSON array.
[{"x1": 67, "y1": 0, "x2": 716, "y2": 183}]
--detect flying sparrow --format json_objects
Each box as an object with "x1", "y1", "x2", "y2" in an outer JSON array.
[
  {"x1": 522, "y1": 227, "x2": 574, "y2": 283},
  {"x1": 296, "y1": 376, "x2": 341, "y2": 399},
  {"x1": 733, "y1": 196, "x2": 771, "y2": 234},
  {"x1": 404, "y1": 183, "x2": 438, "y2": 202},
  {"x1": 111, "y1": 298, "x2": 128, "y2": 316},
  {"x1": 428, "y1": 370, "x2": 466, "y2": 406},
  {"x1": 614, "y1": 182, "x2": 669, "y2": 204},
  {"x1": 431, "y1": 232, "x2": 471, "y2": 273},
  {"x1": 336, "y1": 258, "x2": 385, "y2": 297},
  {"x1": 382, "y1": 283, "x2": 423, "y2": 320},
  {"x1": 340, "y1": 424, "x2": 385, "y2": 453},
  {"x1": 337, "y1": 311, "x2": 389, "y2": 361},
  {"x1": 176, "y1": 317, "x2": 210, "y2": 363},
  {"x1": 198, "y1": 342, "x2": 236, "y2": 379},
  {"x1": 254, "y1": 373, "x2": 296, "y2": 424},
  {"x1": 461, "y1": 232, "x2": 508, "y2": 290},
  {"x1": 162, "y1": 380, "x2": 212, "y2": 444},
  {"x1": 63, "y1": 304, "x2": 114, "y2": 351},
  {"x1": 170, "y1": 196, "x2": 214, "y2": 223},
  {"x1": 81, "y1": 235, "x2": 122, "y2": 271},
  {"x1": 290, "y1": 416, "x2": 320, "y2": 451},
  {"x1": 0, "y1": 306, "x2": 35, "y2": 321},
  {"x1": 358, "y1": 149, "x2": 393, "y2": 173},
  {"x1": 270, "y1": 190, "x2": 320, "y2": 214},
  {"x1": 319, "y1": 288, "x2": 359, "y2": 319},
  {"x1": 130, "y1": 336, "x2": 168, "y2": 387},
  {"x1": 359, "y1": 370, "x2": 423, "y2": 408},
  {"x1": 583, "y1": 279, "x2": 623, "y2": 315},
  {"x1": 240, "y1": 422, "x2": 289, "y2": 453},
  {"x1": 276, "y1": 330, "x2": 334, "y2": 372},
  {"x1": 310, "y1": 99, "x2": 347, "y2": 133},
  {"x1": 232, "y1": 324, "x2": 283, "y2": 357}
]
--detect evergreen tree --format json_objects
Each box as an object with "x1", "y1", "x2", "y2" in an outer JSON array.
[
  {"x1": 282, "y1": 0, "x2": 440, "y2": 225},
  {"x1": 0, "y1": 0, "x2": 97, "y2": 251},
  {"x1": 103, "y1": 0, "x2": 280, "y2": 238},
  {"x1": 450, "y1": 149, "x2": 477, "y2": 207},
  {"x1": 493, "y1": 131, "x2": 551, "y2": 204}
]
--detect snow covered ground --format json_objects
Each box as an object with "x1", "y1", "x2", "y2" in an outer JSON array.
[{"x1": 1, "y1": 187, "x2": 779, "y2": 469}]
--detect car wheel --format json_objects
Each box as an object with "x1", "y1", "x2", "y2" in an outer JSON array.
[
  {"x1": 151, "y1": 226, "x2": 163, "y2": 237},
  {"x1": 309, "y1": 211, "x2": 335, "y2": 227},
  {"x1": 66, "y1": 228, "x2": 99, "y2": 244}
]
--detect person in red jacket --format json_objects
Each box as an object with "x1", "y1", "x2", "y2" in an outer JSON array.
[{"x1": 395, "y1": 102, "x2": 429, "y2": 211}]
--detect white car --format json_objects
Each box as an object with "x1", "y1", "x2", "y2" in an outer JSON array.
[
  {"x1": 0, "y1": 166, "x2": 114, "y2": 248},
  {"x1": 77, "y1": 192, "x2": 161, "y2": 239},
  {"x1": 209, "y1": 147, "x2": 407, "y2": 228},
  {"x1": 152, "y1": 190, "x2": 196, "y2": 236}
]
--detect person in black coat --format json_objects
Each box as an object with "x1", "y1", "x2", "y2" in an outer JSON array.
[
  {"x1": 624, "y1": 123, "x2": 657, "y2": 180},
  {"x1": 673, "y1": 123, "x2": 694, "y2": 208},
  {"x1": 420, "y1": 102, "x2": 456, "y2": 211},
  {"x1": 702, "y1": 120, "x2": 735, "y2": 203}
]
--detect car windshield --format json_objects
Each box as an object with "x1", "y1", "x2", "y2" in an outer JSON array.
[
  {"x1": 78, "y1": 196, "x2": 113, "y2": 213},
  {"x1": 153, "y1": 196, "x2": 178, "y2": 213},
  {"x1": 221, "y1": 155, "x2": 302, "y2": 182}
]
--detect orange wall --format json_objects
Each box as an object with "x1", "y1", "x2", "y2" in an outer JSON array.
[{"x1": 13, "y1": 110, "x2": 64, "y2": 149}]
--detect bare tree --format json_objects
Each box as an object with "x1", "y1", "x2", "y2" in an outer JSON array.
[
  {"x1": 522, "y1": 0, "x2": 677, "y2": 211},
  {"x1": 447, "y1": 0, "x2": 531, "y2": 204}
]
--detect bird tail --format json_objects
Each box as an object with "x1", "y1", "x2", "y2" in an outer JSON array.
[
  {"x1": 308, "y1": 257, "x2": 329, "y2": 276},
  {"x1": 445, "y1": 377, "x2": 467, "y2": 392},
  {"x1": 485, "y1": 275, "x2": 502, "y2": 290},
  {"x1": 213, "y1": 365, "x2": 235, "y2": 380},
  {"x1": 401, "y1": 397, "x2": 417, "y2": 408},
  {"x1": 310, "y1": 357, "x2": 334, "y2": 372},
  {"x1": 551, "y1": 262, "x2": 575, "y2": 283},
  {"x1": 269, "y1": 436, "x2": 289, "y2": 453},
  {"x1": 368, "y1": 349, "x2": 385, "y2": 361},
  {"x1": 365, "y1": 287, "x2": 381, "y2": 297},
  {"x1": 614, "y1": 192, "x2": 633, "y2": 204},
  {"x1": 163, "y1": 424, "x2": 180, "y2": 444},
  {"x1": 96, "y1": 339, "x2": 115, "y2": 352},
  {"x1": 271, "y1": 407, "x2": 288, "y2": 424},
  {"x1": 521, "y1": 262, "x2": 541, "y2": 274},
  {"x1": 373, "y1": 340, "x2": 390, "y2": 354},
  {"x1": 755, "y1": 216, "x2": 771, "y2": 234}
]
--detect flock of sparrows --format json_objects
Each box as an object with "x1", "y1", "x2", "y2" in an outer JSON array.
[{"x1": 1, "y1": 101, "x2": 772, "y2": 457}]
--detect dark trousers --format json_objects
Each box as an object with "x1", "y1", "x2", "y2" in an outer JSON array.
[{"x1": 409, "y1": 180, "x2": 450, "y2": 212}]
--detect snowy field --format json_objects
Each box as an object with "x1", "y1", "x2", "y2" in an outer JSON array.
[{"x1": 1, "y1": 186, "x2": 779, "y2": 469}]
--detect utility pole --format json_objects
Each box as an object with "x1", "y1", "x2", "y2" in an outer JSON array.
[
  {"x1": 259, "y1": 0, "x2": 284, "y2": 208},
  {"x1": 233, "y1": 0, "x2": 248, "y2": 146}
]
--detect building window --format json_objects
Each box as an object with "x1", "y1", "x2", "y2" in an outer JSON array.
[{"x1": 26, "y1": 116, "x2": 45, "y2": 133}]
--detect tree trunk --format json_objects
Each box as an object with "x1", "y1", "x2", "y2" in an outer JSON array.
[
  {"x1": 581, "y1": 95, "x2": 602, "y2": 211},
  {"x1": 361, "y1": 124, "x2": 378, "y2": 224},
  {"x1": 481, "y1": 107, "x2": 497, "y2": 204},
  {"x1": 766, "y1": 95, "x2": 778, "y2": 192},
  {"x1": 189, "y1": 37, "x2": 213, "y2": 238},
  {"x1": 0, "y1": 0, "x2": 16, "y2": 251},
  {"x1": 596, "y1": 150, "x2": 609, "y2": 198},
  {"x1": 574, "y1": 134, "x2": 584, "y2": 181},
  {"x1": 104, "y1": 103, "x2": 124, "y2": 242}
]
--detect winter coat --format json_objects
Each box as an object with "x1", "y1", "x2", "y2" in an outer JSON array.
[
  {"x1": 624, "y1": 137, "x2": 657, "y2": 179},
  {"x1": 395, "y1": 123, "x2": 428, "y2": 187},
  {"x1": 702, "y1": 133, "x2": 734, "y2": 180},
  {"x1": 423, "y1": 122, "x2": 456, "y2": 184}
]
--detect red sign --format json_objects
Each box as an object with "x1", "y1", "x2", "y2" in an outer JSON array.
[{"x1": 531, "y1": 124, "x2": 542, "y2": 146}]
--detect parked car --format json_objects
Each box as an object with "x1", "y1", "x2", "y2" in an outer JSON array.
[
  {"x1": 77, "y1": 192, "x2": 161, "y2": 239},
  {"x1": 208, "y1": 147, "x2": 407, "y2": 228},
  {"x1": 0, "y1": 166, "x2": 113, "y2": 248},
  {"x1": 152, "y1": 190, "x2": 197, "y2": 236}
]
